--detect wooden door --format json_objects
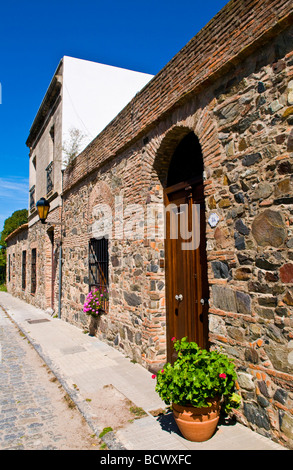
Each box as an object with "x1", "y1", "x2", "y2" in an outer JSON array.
[{"x1": 165, "y1": 178, "x2": 209, "y2": 362}]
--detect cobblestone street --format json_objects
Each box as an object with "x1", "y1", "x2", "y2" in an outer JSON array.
[{"x1": 0, "y1": 307, "x2": 100, "y2": 450}]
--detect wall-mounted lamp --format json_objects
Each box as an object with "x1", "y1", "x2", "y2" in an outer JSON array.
[
  {"x1": 36, "y1": 197, "x2": 50, "y2": 224},
  {"x1": 36, "y1": 197, "x2": 62, "y2": 226}
]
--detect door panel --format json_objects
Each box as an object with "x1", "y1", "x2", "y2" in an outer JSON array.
[{"x1": 165, "y1": 180, "x2": 209, "y2": 362}]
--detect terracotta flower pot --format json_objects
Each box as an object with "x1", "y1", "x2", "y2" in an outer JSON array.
[
  {"x1": 172, "y1": 398, "x2": 221, "y2": 442},
  {"x1": 88, "y1": 315, "x2": 99, "y2": 336}
]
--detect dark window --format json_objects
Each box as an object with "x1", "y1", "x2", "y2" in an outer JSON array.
[
  {"x1": 22, "y1": 250, "x2": 27, "y2": 290},
  {"x1": 167, "y1": 132, "x2": 203, "y2": 187},
  {"x1": 89, "y1": 238, "x2": 109, "y2": 290},
  {"x1": 31, "y1": 248, "x2": 37, "y2": 294},
  {"x1": 46, "y1": 161, "x2": 53, "y2": 194},
  {"x1": 8, "y1": 254, "x2": 11, "y2": 282},
  {"x1": 49, "y1": 125, "x2": 55, "y2": 142}
]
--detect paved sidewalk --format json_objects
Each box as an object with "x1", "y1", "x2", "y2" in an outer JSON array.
[{"x1": 0, "y1": 292, "x2": 286, "y2": 451}]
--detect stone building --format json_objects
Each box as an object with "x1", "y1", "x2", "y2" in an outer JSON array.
[
  {"x1": 6, "y1": 56, "x2": 153, "y2": 313},
  {"x1": 6, "y1": 0, "x2": 293, "y2": 448}
]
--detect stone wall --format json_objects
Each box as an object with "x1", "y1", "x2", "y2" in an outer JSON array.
[
  {"x1": 60, "y1": 19, "x2": 293, "y2": 447},
  {"x1": 204, "y1": 25, "x2": 293, "y2": 447},
  {"x1": 6, "y1": 207, "x2": 61, "y2": 313},
  {"x1": 61, "y1": 145, "x2": 167, "y2": 366},
  {"x1": 6, "y1": 225, "x2": 28, "y2": 301}
]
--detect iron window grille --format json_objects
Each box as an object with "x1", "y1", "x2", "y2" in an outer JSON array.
[
  {"x1": 46, "y1": 161, "x2": 54, "y2": 195},
  {"x1": 89, "y1": 237, "x2": 109, "y2": 310},
  {"x1": 31, "y1": 248, "x2": 37, "y2": 294},
  {"x1": 29, "y1": 186, "x2": 35, "y2": 211},
  {"x1": 22, "y1": 250, "x2": 27, "y2": 290}
]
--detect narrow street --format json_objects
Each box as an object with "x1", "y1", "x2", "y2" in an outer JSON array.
[{"x1": 0, "y1": 306, "x2": 101, "y2": 450}]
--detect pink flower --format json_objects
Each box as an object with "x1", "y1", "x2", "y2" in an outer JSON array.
[
  {"x1": 219, "y1": 373, "x2": 227, "y2": 379},
  {"x1": 151, "y1": 374, "x2": 156, "y2": 379},
  {"x1": 171, "y1": 337, "x2": 176, "y2": 342},
  {"x1": 161, "y1": 369, "x2": 164, "y2": 374}
]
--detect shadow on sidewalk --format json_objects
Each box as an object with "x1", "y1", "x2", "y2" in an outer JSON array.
[{"x1": 155, "y1": 409, "x2": 182, "y2": 437}]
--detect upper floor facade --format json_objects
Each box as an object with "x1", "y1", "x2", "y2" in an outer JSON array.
[{"x1": 26, "y1": 56, "x2": 153, "y2": 226}]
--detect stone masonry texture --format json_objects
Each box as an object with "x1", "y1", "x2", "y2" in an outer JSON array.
[{"x1": 5, "y1": 0, "x2": 293, "y2": 449}]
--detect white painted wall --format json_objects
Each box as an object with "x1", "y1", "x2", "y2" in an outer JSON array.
[{"x1": 61, "y1": 56, "x2": 153, "y2": 164}]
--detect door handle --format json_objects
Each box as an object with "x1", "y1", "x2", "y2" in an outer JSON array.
[
  {"x1": 200, "y1": 298, "x2": 209, "y2": 305},
  {"x1": 175, "y1": 294, "x2": 183, "y2": 301}
]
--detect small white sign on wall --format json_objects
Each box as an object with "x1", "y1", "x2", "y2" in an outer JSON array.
[{"x1": 208, "y1": 213, "x2": 219, "y2": 228}]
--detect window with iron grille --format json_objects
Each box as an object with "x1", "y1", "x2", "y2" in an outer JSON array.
[
  {"x1": 46, "y1": 161, "x2": 53, "y2": 194},
  {"x1": 89, "y1": 238, "x2": 109, "y2": 310},
  {"x1": 29, "y1": 186, "x2": 35, "y2": 211},
  {"x1": 31, "y1": 248, "x2": 37, "y2": 294},
  {"x1": 22, "y1": 250, "x2": 27, "y2": 290},
  {"x1": 89, "y1": 238, "x2": 109, "y2": 289}
]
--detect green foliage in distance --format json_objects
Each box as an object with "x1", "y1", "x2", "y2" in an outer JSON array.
[
  {"x1": 0, "y1": 209, "x2": 28, "y2": 248},
  {"x1": 0, "y1": 209, "x2": 28, "y2": 284}
]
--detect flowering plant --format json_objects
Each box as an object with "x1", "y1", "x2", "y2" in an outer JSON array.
[
  {"x1": 83, "y1": 287, "x2": 109, "y2": 317},
  {"x1": 153, "y1": 337, "x2": 241, "y2": 413}
]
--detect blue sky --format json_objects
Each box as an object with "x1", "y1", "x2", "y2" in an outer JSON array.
[{"x1": 0, "y1": 0, "x2": 228, "y2": 233}]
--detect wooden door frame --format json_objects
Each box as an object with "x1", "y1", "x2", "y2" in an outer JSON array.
[{"x1": 164, "y1": 176, "x2": 209, "y2": 361}]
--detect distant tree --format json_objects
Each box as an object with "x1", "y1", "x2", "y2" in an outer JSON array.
[
  {"x1": 0, "y1": 248, "x2": 5, "y2": 268},
  {"x1": 0, "y1": 208, "x2": 28, "y2": 284},
  {"x1": 0, "y1": 209, "x2": 28, "y2": 248}
]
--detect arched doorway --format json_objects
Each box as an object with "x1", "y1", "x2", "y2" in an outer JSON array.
[{"x1": 164, "y1": 131, "x2": 209, "y2": 362}]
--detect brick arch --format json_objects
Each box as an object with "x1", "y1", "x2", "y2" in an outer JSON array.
[
  {"x1": 88, "y1": 180, "x2": 115, "y2": 225},
  {"x1": 153, "y1": 125, "x2": 199, "y2": 188},
  {"x1": 193, "y1": 107, "x2": 223, "y2": 176}
]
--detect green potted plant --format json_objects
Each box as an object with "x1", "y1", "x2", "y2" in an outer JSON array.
[
  {"x1": 153, "y1": 337, "x2": 241, "y2": 442},
  {"x1": 83, "y1": 287, "x2": 109, "y2": 335}
]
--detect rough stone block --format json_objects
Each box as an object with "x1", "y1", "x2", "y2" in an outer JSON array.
[
  {"x1": 280, "y1": 263, "x2": 293, "y2": 283},
  {"x1": 235, "y1": 290, "x2": 251, "y2": 314},
  {"x1": 252, "y1": 209, "x2": 286, "y2": 247},
  {"x1": 212, "y1": 285, "x2": 237, "y2": 313},
  {"x1": 242, "y1": 152, "x2": 262, "y2": 167}
]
